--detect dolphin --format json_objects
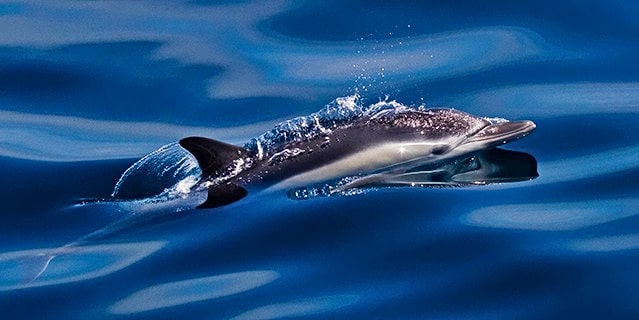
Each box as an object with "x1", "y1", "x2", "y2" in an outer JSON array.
[
  {"x1": 179, "y1": 107, "x2": 536, "y2": 208},
  {"x1": 3, "y1": 105, "x2": 537, "y2": 287}
]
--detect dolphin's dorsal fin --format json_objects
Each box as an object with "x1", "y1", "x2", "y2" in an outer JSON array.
[
  {"x1": 179, "y1": 137, "x2": 249, "y2": 176},
  {"x1": 198, "y1": 183, "x2": 248, "y2": 209}
]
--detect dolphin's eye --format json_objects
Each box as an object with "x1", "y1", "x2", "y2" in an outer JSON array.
[{"x1": 432, "y1": 145, "x2": 450, "y2": 155}]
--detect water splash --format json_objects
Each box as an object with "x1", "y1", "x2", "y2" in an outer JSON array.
[
  {"x1": 287, "y1": 176, "x2": 371, "y2": 200},
  {"x1": 245, "y1": 95, "x2": 364, "y2": 154},
  {"x1": 245, "y1": 94, "x2": 456, "y2": 157},
  {"x1": 112, "y1": 142, "x2": 201, "y2": 200}
]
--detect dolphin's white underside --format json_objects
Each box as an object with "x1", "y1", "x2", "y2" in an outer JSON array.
[{"x1": 266, "y1": 139, "x2": 466, "y2": 192}]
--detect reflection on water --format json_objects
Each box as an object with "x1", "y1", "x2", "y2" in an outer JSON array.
[
  {"x1": 229, "y1": 295, "x2": 359, "y2": 320},
  {"x1": 533, "y1": 145, "x2": 639, "y2": 186},
  {"x1": 462, "y1": 198, "x2": 639, "y2": 231},
  {"x1": 0, "y1": 1, "x2": 557, "y2": 162},
  {"x1": 0, "y1": 1, "x2": 553, "y2": 100},
  {"x1": 0, "y1": 241, "x2": 165, "y2": 291},
  {"x1": 289, "y1": 148, "x2": 538, "y2": 200},
  {"x1": 111, "y1": 142, "x2": 200, "y2": 199},
  {"x1": 0, "y1": 110, "x2": 275, "y2": 161},
  {"x1": 443, "y1": 83, "x2": 639, "y2": 119},
  {"x1": 106, "y1": 267, "x2": 359, "y2": 318},
  {"x1": 109, "y1": 270, "x2": 280, "y2": 314},
  {"x1": 0, "y1": 24, "x2": 552, "y2": 163},
  {"x1": 567, "y1": 234, "x2": 639, "y2": 252}
]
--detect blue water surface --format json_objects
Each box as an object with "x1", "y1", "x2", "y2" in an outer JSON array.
[{"x1": 1, "y1": 1, "x2": 639, "y2": 319}]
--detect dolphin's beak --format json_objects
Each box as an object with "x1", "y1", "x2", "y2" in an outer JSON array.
[{"x1": 463, "y1": 120, "x2": 536, "y2": 149}]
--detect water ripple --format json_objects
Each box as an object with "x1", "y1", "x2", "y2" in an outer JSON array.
[
  {"x1": 481, "y1": 144, "x2": 639, "y2": 190},
  {"x1": 0, "y1": 241, "x2": 165, "y2": 291},
  {"x1": 567, "y1": 234, "x2": 639, "y2": 252},
  {"x1": 462, "y1": 197, "x2": 639, "y2": 231},
  {"x1": 0, "y1": 110, "x2": 275, "y2": 161},
  {"x1": 108, "y1": 270, "x2": 280, "y2": 314},
  {"x1": 229, "y1": 294, "x2": 359, "y2": 320},
  {"x1": 0, "y1": 1, "x2": 553, "y2": 99},
  {"x1": 442, "y1": 82, "x2": 639, "y2": 119},
  {"x1": 534, "y1": 144, "x2": 639, "y2": 186},
  {"x1": 112, "y1": 142, "x2": 200, "y2": 199}
]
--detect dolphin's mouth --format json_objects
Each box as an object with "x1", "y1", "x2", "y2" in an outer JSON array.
[{"x1": 463, "y1": 120, "x2": 536, "y2": 149}]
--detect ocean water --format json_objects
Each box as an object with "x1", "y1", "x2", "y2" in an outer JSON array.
[{"x1": 1, "y1": 1, "x2": 639, "y2": 319}]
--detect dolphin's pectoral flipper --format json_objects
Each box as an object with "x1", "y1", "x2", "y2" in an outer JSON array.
[
  {"x1": 198, "y1": 183, "x2": 248, "y2": 209},
  {"x1": 179, "y1": 136, "x2": 249, "y2": 176}
]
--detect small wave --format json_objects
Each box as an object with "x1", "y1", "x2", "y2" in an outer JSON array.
[
  {"x1": 112, "y1": 142, "x2": 201, "y2": 200},
  {"x1": 567, "y1": 234, "x2": 639, "y2": 252},
  {"x1": 229, "y1": 294, "x2": 359, "y2": 320},
  {"x1": 0, "y1": 241, "x2": 165, "y2": 291},
  {"x1": 109, "y1": 270, "x2": 280, "y2": 314},
  {"x1": 462, "y1": 197, "x2": 639, "y2": 231}
]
